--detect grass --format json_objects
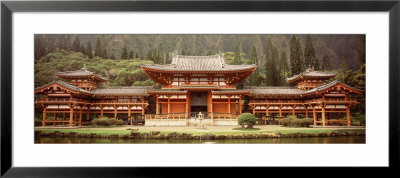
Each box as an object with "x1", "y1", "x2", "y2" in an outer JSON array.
[{"x1": 35, "y1": 127, "x2": 365, "y2": 136}]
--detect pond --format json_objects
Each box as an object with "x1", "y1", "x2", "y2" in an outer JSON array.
[{"x1": 35, "y1": 136, "x2": 365, "y2": 144}]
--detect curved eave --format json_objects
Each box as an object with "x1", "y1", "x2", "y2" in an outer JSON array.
[
  {"x1": 34, "y1": 82, "x2": 91, "y2": 96},
  {"x1": 56, "y1": 74, "x2": 109, "y2": 82},
  {"x1": 287, "y1": 75, "x2": 336, "y2": 83},
  {"x1": 250, "y1": 94, "x2": 303, "y2": 97},
  {"x1": 141, "y1": 65, "x2": 256, "y2": 74},
  {"x1": 93, "y1": 94, "x2": 148, "y2": 97}
]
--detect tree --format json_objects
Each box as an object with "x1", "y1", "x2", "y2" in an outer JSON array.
[
  {"x1": 80, "y1": 44, "x2": 86, "y2": 55},
  {"x1": 34, "y1": 35, "x2": 46, "y2": 61},
  {"x1": 72, "y1": 36, "x2": 81, "y2": 52},
  {"x1": 321, "y1": 55, "x2": 329, "y2": 70},
  {"x1": 304, "y1": 35, "x2": 317, "y2": 69},
  {"x1": 110, "y1": 53, "x2": 116, "y2": 60},
  {"x1": 158, "y1": 43, "x2": 164, "y2": 64},
  {"x1": 86, "y1": 41, "x2": 93, "y2": 59},
  {"x1": 65, "y1": 35, "x2": 72, "y2": 51},
  {"x1": 290, "y1": 35, "x2": 303, "y2": 75},
  {"x1": 135, "y1": 52, "x2": 139, "y2": 59},
  {"x1": 121, "y1": 44, "x2": 128, "y2": 59},
  {"x1": 234, "y1": 42, "x2": 241, "y2": 65},
  {"x1": 128, "y1": 49, "x2": 134, "y2": 59},
  {"x1": 358, "y1": 35, "x2": 366, "y2": 64},
  {"x1": 94, "y1": 37, "x2": 102, "y2": 57},
  {"x1": 251, "y1": 45, "x2": 258, "y2": 64},
  {"x1": 279, "y1": 51, "x2": 290, "y2": 85}
]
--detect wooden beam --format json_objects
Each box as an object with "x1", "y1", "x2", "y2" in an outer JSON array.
[
  {"x1": 79, "y1": 107, "x2": 83, "y2": 126},
  {"x1": 305, "y1": 106, "x2": 309, "y2": 118},
  {"x1": 100, "y1": 106, "x2": 104, "y2": 118},
  {"x1": 156, "y1": 96, "x2": 160, "y2": 115},
  {"x1": 346, "y1": 106, "x2": 351, "y2": 126},
  {"x1": 239, "y1": 96, "x2": 242, "y2": 114},
  {"x1": 322, "y1": 106, "x2": 326, "y2": 126},
  {"x1": 313, "y1": 106, "x2": 316, "y2": 125},
  {"x1": 53, "y1": 113, "x2": 57, "y2": 126},
  {"x1": 69, "y1": 106, "x2": 74, "y2": 127},
  {"x1": 42, "y1": 107, "x2": 47, "y2": 127}
]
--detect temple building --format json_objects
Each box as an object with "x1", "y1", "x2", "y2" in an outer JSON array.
[{"x1": 35, "y1": 53, "x2": 362, "y2": 127}]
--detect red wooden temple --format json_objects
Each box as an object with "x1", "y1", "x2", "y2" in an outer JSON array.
[{"x1": 35, "y1": 53, "x2": 362, "y2": 127}]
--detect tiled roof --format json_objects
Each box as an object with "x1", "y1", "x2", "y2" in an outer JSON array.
[
  {"x1": 179, "y1": 85, "x2": 220, "y2": 89},
  {"x1": 56, "y1": 67, "x2": 109, "y2": 81},
  {"x1": 287, "y1": 69, "x2": 336, "y2": 82},
  {"x1": 92, "y1": 86, "x2": 152, "y2": 96},
  {"x1": 141, "y1": 54, "x2": 256, "y2": 72},
  {"x1": 147, "y1": 89, "x2": 188, "y2": 94},
  {"x1": 212, "y1": 89, "x2": 251, "y2": 94},
  {"x1": 303, "y1": 80, "x2": 363, "y2": 94},
  {"x1": 35, "y1": 80, "x2": 93, "y2": 94},
  {"x1": 246, "y1": 86, "x2": 304, "y2": 96}
]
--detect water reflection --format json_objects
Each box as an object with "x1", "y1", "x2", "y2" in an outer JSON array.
[{"x1": 35, "y1": 136, "x2": 365, "y2": 144}]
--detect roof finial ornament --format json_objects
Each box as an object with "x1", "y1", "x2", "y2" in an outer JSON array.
[{"x1": 82, "y1": 64, "x2": 87, "y2": 71}]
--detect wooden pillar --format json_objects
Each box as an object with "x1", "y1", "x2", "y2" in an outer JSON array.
[
  {"x1": 228, "y1": 96, "x2": 231, "y2": 114},
  {"x1": 69, "y1": 106, "x2": 74, "y2": 127},
  {"x1": 42, "y1": 107, "x2": 47, "y2": 127},
  {"x1": 322, "y1": 106, "x2": 326, "y2": 126},
  {"x1": 313, "y1": 106, "x2": 316, "y2": 125},
  {"x1": 292, "y1": 106, "x2": 296, "y2": 118},
  {"x1": 346, "y1": 106, "x2": 351, "y2": 126},
  {"x1": 141, "y1": 106, "x2": 145, "y2": 119},
  {"x1": 79, "y1": 106, "x2": 83, "y2": 126},
  {"x1": 305, "y1": 106, "x2": 309, "y2": 118},
  {"x1": 167, "y1": 96, "x2": 171, "y2": 114},
  {"x1": 279, "y1": 106, "x2": 282, "y2": 118},
  {"x1": 239, "y1": 96, "x2": 242, "y2": 114},
  {"x1": 156, "y1": 96, "x2": 160, "y2": 115},
  {"x1": 265, "y1": 106, "x2": 269, "y2": 125}
]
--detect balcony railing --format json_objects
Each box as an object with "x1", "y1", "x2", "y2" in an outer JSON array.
[{"x1": 144, "y1": 112, "x2": 239, "y2": 120}]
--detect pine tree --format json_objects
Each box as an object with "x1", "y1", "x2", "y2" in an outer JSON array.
[
  {"x1": 290, "y1": 35, "x2": 303, "y2": 75},
  {"x1": 94, "y1": 37, "x2": 101, "y2": 57},
  {"x1": 100, "y1": 35, "x2": 108, "y2": 59},
  {"x1": 270, "y1": 47, "x2": 280, "y2": 86},
  {"x1": 312, "y1": 56, "x2": 320, "y2": 70},
  {"x1": 121, "y1": 44, "x2": 128, "y2": 59},
  {"x1": 72, "y1": 36, "x2": 80, "y2": 52},
  {"x1": 80, "y1": 44, "x2": 86, "y2": 55},
  {"x1": 135, "y1": 52, "x2": 139, "y2": 59},
  {"x1": 86, "y1": 41, "x2": 93, "y2": 59},
  {"x1": 34, "y1": 35, "x2": 46, "y2": 61},
  {"x1": 321, "y1": 55, "x2": 330, "y2": 70},
  {"x1": 158, "y1": 43, "x2": 164, "y2": 64},
  {"x1": 279, "y1": 51, "x2": 290, "y2": 85},
  {"x1": 304, "y1": 35, "x2": 317, "y2": 69},
  {"x1": 65, "y1": 35, "x2": 72, "y2": 51},
  {"x1": 265, "y1": 38, "x2": 274, "y2": 85},
  {"x1": 128, "y1": 49, "x2": 134, "y2": 59},
  {"x1": 251, "y1": 45, "x2": 258, "y2": 64},
  {"x1": 234, "y1": 43, "x2": 241, "y2": 65}
]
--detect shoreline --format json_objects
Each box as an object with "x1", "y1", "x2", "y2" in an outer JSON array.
[{"x1": 35, "y1": 126, "x2": 366, "y2": 140}]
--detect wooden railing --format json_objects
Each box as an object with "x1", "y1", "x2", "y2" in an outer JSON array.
[
  {"x1": 250, "y1": 98, "x2": 358, "y2": 105},
  {"x1": 144, "y1": 112, "x2": 239, "y2": 120}
]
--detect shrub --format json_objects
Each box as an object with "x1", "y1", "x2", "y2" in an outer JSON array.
[
  {"x1": 279, "y1": 118, "x2": 291, "y2": 126},
  {"x1": 280, "y1": 117, "x2": 313, "y2": 127},
  {"x1": 238, "y1": 113, "x2": 257, "y2": 126},
  {"x1": 92, "y1": 118, "x2": 117, "y2": 126},
  {"x1": 116, "y1": 120, "x2": 125, "y2": 125},
  {"x1": 351, "y1": 115, "x2": 366, "y2": 126},
  {"x1": 35, "y1": 118, "x2": 42, "y2": 126}
]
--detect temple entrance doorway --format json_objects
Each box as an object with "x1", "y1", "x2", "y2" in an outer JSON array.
[{"x1": 190, "y1": 92, "x2": 208, "y2": 115}]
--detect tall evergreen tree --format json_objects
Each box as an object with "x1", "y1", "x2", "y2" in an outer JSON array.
[
  {"x1": 158, "y1": 43, "x2": 164, "y2": 64},
  {"x1": 279, "y1": 51, "x2": 290, "y2": 85},
  {"x1": 321, "y1": 55, "x2": 330, "y2": 70},
  {"x1": 86, "y1": 41, "x2": 93, "y2": 59},
  {"x1": 121, "y1": 44, "x2": 128, "y2": 59},
  {"x1": 358, "y1": 35, "x2": 366, "y2": 64},
  {"x1": 289, "y1": 35, "x2": 303, "y2": 75},
  {"x1": 65, "y1": 35, "x2": 72, "y2": 51},
  {"x1": 99, "y1": 35, "x2": 108, "y2": 59},
  {"x1": 34, "y1": 35, "x2": 46, "y2": 61},
  {"x1": 270, "y1": 47, "x2": 280, "y2": 86},
  {"x1": 128, "y1": 49, "x2": 134, "y2": 59},
  {"x1": 265, "y1": 38, "x2": 274, "y2": 85},
  {"x1": 234, "y1": 43, "x2": 241, "y2": 65},
  {"x1": 72, "y1": 36, "x2": 81, "y2": 52},
  {"x1": 304, "y1": 35, "x2": 317, "y2": 69},
  {"x1": 135, "y1": 52, "x2": 139, "y2": 59},
  {"x1": 80, "y1": 44, "x2": 86, "y2": 55},
  {"x1": 312, "y1": 56, "x2": 320, "y2": 70},
  {"x1": 94, "y1": 37, "x2": 102, "y2": 58},
  {"x1": 251, "y1": 45, "x2": 258, "y2": 64}
]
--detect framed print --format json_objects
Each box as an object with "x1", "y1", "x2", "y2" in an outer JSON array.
[{"x1": 1, "y1": 0, "x2": 400, "y2": 177}]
